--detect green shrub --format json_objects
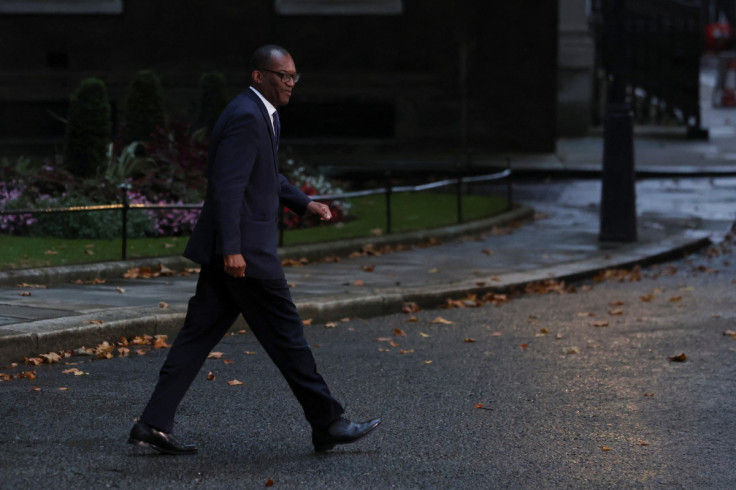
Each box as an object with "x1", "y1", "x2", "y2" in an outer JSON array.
[
  {"x1": 62, "y1": 78, "x2": 112, "y2": 178},
  {"x1": 124, "y1": 70, "x2": 166, "y2": 143},
  {"x1": 31, "y1": 196, "x2": 154, "y2": 239},
  {"x1": 193, "y1": 71, "x2": 228, "y2": 136}
]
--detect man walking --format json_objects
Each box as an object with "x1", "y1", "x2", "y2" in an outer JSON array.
[{"x1": 128, "y1": 45, "x2": 380, "y2": 455}]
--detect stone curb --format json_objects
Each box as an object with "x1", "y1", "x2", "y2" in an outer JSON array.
[{"x1": 0, "y1": 229, "x2": 711, "y2": 366}]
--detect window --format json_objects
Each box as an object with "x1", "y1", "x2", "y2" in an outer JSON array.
[
  {"x1": 275, "y1": 0, "x2": 402, "y2": 15},
  {"x1": 0, "y1": 0, "x2": 123, "y2": 14}
]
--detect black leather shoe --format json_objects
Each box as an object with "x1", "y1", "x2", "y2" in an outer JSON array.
[
  {"x1": 127, "y1": 421, "x2": 198, "y2": 455},
  {"x1": 312, "y1": 417, "x2": 381, "y2": 452}
]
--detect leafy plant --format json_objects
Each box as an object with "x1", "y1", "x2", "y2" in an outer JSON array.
[
  {"x1": 62, "y1": 78, "x2": 112, "y2": 178},
  {"x1": 30, "y1": 195, "x2": 154, "y2": 239},
  {"x1": 102, "y1": 142, "x2": 157, "y2": 187},
  {"x1": 124, "y1": 70, "x2": 166, "y2": 144},
  {"x1": 193, "y1": 71, "x2": 228, "y2": 136}
]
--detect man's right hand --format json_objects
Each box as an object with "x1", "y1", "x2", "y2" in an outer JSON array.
[{"x1": 223, "y1": 254, "x2": 246, "y2": 278}]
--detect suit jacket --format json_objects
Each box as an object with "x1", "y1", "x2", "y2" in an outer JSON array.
[{"x1": 184, "y1": 89, "x2": 311, "y2": 279}]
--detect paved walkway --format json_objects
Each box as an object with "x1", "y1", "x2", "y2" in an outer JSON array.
[{"x1": 1, "y1": 57, "x2": 735, "y2": 365}]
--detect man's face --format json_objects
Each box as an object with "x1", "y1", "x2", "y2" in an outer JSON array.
[{"x1": 253, "y1": 52, "x2": 297, "y2": 108}]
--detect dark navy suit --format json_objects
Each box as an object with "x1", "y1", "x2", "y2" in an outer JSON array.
[{"x1": 139, "y1": 89, "x2": 344, "y2": 433}]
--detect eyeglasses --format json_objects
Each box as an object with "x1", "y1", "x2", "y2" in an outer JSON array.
[{"x1": 260, "y1": 69, "x2": 301, "y2": 84}]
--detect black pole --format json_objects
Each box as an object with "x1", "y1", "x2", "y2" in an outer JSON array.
[
  {"x1": 120, "y1": 184, "x2": 129, "y2": 260},
  {"x1": 456, "y1": 174, "x2": 463, "y2": 224},
  {"x1": 278, "y1": 203, "x2": 284, "y2": 248},
  {"x1": 385, "y1": 171, "x2": 392, "y2": 234},
  {"x1": 600, "y1": 0, "x2": 637, "y2": 242},
  {"x1": 505, "y1": 157, "x2": 513, "y2": 211}
]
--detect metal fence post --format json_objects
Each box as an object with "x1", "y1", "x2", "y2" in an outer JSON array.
[
  {"x1": 456, "y1": 173, "x2": 463, "y2": 224},
  {"x1": 120, "y1": 184, "x2": 129, "y2": 260},
  {"x1": 385, "y1": 170, "x2": 392, "y2": 234}
]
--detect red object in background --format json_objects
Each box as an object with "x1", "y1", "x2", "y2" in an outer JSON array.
[{"x1": 706, "y1": 21, "x2": 733, "y2": 51}]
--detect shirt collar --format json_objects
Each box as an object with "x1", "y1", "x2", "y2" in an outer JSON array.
[{"x1": 249, "y1": 86, "x2": 277, "y2": 119}]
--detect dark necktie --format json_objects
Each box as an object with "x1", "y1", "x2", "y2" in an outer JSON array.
[{"x1": 273, "y1": 111, "x2": 281, "y2": 150}]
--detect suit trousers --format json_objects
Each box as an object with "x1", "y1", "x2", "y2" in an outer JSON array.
[{"x1": 139, "y1": 263, "x2": 344, "y2": 433}]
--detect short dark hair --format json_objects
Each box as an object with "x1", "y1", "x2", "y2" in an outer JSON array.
[{"x1": 249, "y1": 44, "x2": 290, "y2": 71}]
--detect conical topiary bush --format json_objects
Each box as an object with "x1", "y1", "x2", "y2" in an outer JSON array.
[
  {"x1": 124, "y1": 69, "x2": 166, "y2": 143},
  {"x1": 63, "y1": 77, "x2": 112, "y2": 178}
]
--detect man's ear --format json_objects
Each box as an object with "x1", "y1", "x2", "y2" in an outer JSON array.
[{"x1": 251, "y1": 70, "x2": 262, "y2": 85}]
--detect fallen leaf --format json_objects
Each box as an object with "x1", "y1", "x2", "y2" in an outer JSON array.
[
  {"x1": 393, "y1": 328, "x2": 406, "y2": 336},
  {"x1": 668, "y1": 296, "x2": 682, "y2": 303},
  {"x1": 227, "y1": 379, "x2": 243, "y2": 386},
  {"x1": 153, "y1": 335, "x2": 170, "y2": 349},
  {"x1": 474, "y1": 403, "x2": 485, "y2": 408},
  {"x1": 402, "y1": 302, "x2": 421, "y2": 314},
  {"x1": 399, "y1": 349, "x2": 414, "y2": 354},
  {"x1": 639, "y1": 294, "x2": 654, "y2": 302},
  {"x1": 431, "y1": 317, "x2": 453, "y2": 325},
  {"x1": 419, "y1": 332, "x2": 431, "y2": 338},
  {"x1": 577, "y1": 312, "x2": 595, "y2": 317},
  {"x1": 361, "y1": 265, "x2": 375, "y2": 272},
  {"x1": 223, "y1": 359, "x2": 234, "y2": 364},
  {"x1": 115, "y1": 287, "x2": 125, "y2": 294},
  {"x1": 206, "y1": 372, "x2": 216, "y2": 381},
  {"x1": 519, "y1": 343, "x2": 529, "y2": 350},
  {"x1": 265, "y1": 479, "x2": 274, "y2": 487},
  {"x1": 244, "y1": 351, "x2": 256, "y2": 355},
  {"x1": 428, "y1": 268, "x2": 439, "y2": 274},
  {"x1": 482, "y1": 249, "x2": 493, "y2": 255},
  {"x1": 208, "y1": 352, "x2": 224, "y2": 359},
  {"x1": 406, "y1": 315, "x2": 418, "y2": 323},
  {"x1": 464, "y1": 338, "x2": 476, "y2": 343},
  {"x1": 19, "y1": 291, "x2": 31, "y2": 296},
  {"x1": 490, "y1": 331, "x2": 503, "y2": 337},
  {"x1": 668, "y1": 352, "x2": 687, "y2": 362},
  {"x1": 58, "y1": 387, "x2": 69, "y2": 391},
  {"x1": 565, "y1": 346, "x2": 580, "y2": 355},
  {"x1": 370, "y1": 228, "x2": 383, "y2": 236},
  {"x1": 353, "y1": 279, "x2": 364, "y2": 286},
  {"x1": 159, "y1": 302, "x2": 169, "y2": 309},
  {"x1": 423, "y1": 360, "x2": 433, "y2": 364},
  {"x1": 608, "y1": 300, "x2": 625, "y2": 306},
  {"x1": 639, "y1": 441, "x2": 649, "y2": 446},
  {"x1": 302, "y1": 318, "x2": 313, "y2": 326},
  {"x1": 44, "y1": 250, "x2": 58, "y2": 255},
  {"x1": 592, "y1": 321, "x2": 609, "y2": 327},
  {"x1": 86, "y1": 320, "x2": 103, "y2": 325},
  {"x1": 602, "y1": 446, "x2": 611, "y2": 452},
  {"x1": 608, "y1": 309, "x2": 623, "y2": 316},
  {"x1": 325, "y1": 322, "x2": 338, "y2": 328}
]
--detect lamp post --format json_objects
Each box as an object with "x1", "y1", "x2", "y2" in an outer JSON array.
[{"x1": 599, "y1": 0, "x2": 637, "y2": 242}]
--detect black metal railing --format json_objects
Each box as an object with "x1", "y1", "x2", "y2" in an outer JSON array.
[
  {"x1": 591, "y1": 0, "x2": 706, "y2": 136},
  {"x1": 1, "y1": 167, "x2": 512, "y2": 261}
]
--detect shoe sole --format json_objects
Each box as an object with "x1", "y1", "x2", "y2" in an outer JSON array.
[
  {"x1": 313, "y1": 420, "x2": 381, "y2": 452},
  {"x1": 127, "y1": 437, "x2": 198, "y2": 456}
]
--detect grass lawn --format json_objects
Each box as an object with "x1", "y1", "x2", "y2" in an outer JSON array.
[{"x1": 0, "y1": 191, "x2": 509, "y2": 271}]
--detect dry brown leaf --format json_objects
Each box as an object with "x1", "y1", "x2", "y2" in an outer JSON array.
[
  {"x1": 668, "y1": 296, "x2": 682, "y2": 303},
  {"x1": 419, "y1": 332, "x2": 431, "y2": 338},
  {"x1": 668, "y1": 352, "x2": 687, "y2": 362},
  {"x1": 265, "y1": 479, "x2": 274, "y2": 487},
  {"x1": 362, "y1": 265, "x2": 375, "y2": 272},
  {"x1": 159, "y1": 302, "x2": 169, "y2": 309},
  {"x1": 302, "y1": 318, "x2": 313, "y2": 326},
  {"x1": 406, "y1": 315, "x2": 418, "y2": 323},
  {"x1": 608, "y1": 309, "x2": 623, "y2": 316},
  {"x1": 490, "y1": 331, "x2": 503, "y2": 337},
  {"x1": 19, "y1": 291, "x2": 31, "y2": 296},
  {"x1": 324, "y1": 322, "x2": 338, "y2": 328},
  {"x1": 402, "y1": 302, "x2": 421, "y2": 314},
  {"x1": 115, "y1": 287, "x2": 125, "y2": 294},
  {"x1": 640, "y1": 294, "x2": 654, "y2": 302},
  {"x1": 227, "y1": 379, "x2": 243, "y2": 386},
  {"x1": 208, "y1": 352, "x2": 224, "y2": 359},
  {"x1": 602, "y1": 446, "x2": 611, "y2": 452},
  {"x1": 482, "y1": 249, "x2": 493, "y2": 255},
  {"x1": 206, "y1": 372, "x2": 216, "y2": 381},
  {"x1": 609, "y1": 300, "x2": 625, "y2": 306},
  {"x1": 431, "y1": 317, "x2": 453, "y2": 325},
  {"x1": 592, "y1": 321, "x2": 609, "y2": 327},
  {"x1": 464, "y1": 338, "x2": 476, "y2": 343},
  {"x1": 399, "y1": 349, "x2": 414, "y2": 354},
  {"x1": 353, "y1": 279, "x2": 364, "y2": 286}
]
